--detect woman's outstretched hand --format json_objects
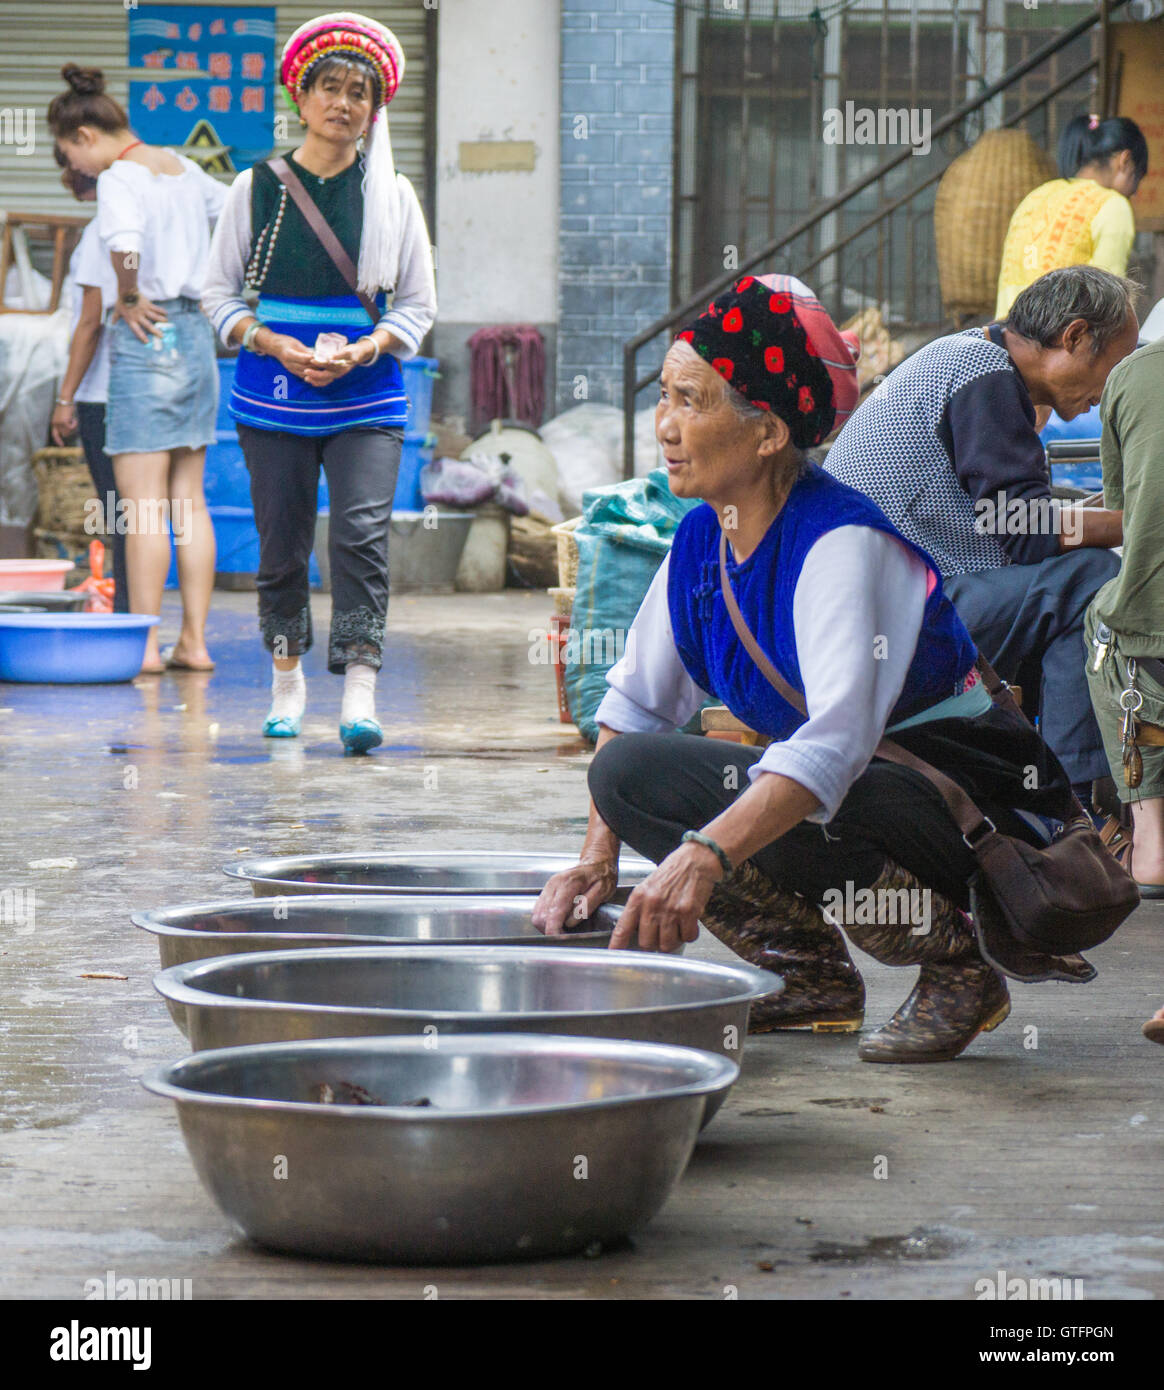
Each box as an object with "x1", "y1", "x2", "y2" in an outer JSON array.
[
  {"x1": 532, "y1": 859, "x2": 619, "y2": 936},
  {"x1": 609, "y1": 842, "x2": 721, "y2": 953}
]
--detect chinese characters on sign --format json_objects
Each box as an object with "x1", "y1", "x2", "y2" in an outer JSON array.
[{"x1": 128, "y1": 4, "x2": 276, "y2": 173}]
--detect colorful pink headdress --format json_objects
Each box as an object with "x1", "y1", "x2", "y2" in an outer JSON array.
[
  {"x1": 280, "y1": 11, "x2": 405, "y2": 110},
  {"x1": 280, "y1": 12, "x2": 408, "y2": 297}
]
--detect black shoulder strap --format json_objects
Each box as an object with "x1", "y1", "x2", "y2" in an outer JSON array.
[
  {"x1": 716, "y1": 524, "x2": 1089, "y2": 835},
  {"x1": 268, "y1": 157, "x2": 379, "y2": 326}
]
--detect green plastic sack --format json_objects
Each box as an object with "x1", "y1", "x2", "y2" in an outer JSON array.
[{"x1": 563, "y1": 468, "x2": 703, "y2": 743}]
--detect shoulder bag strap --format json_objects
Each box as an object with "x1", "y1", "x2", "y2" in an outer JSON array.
[
  {"x1": 716, "y1": 525, "x2": 1042, "y2": 841},
  {"x1": 268, "y1": 157, "x2": 380, "y2": 327}
]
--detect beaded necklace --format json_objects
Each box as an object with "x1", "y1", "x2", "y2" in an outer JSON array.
[{"x1": 245, "y1": 183, "x2": 288, "y2": 292}]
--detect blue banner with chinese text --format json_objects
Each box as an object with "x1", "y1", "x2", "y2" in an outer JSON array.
[{"x1": 128, "y1": 4, "x2": 276, "y2": 172}]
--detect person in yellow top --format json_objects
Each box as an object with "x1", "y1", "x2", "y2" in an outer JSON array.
[{"x1": 996, "y1": 115, "x2": 1147, "y2": 319}]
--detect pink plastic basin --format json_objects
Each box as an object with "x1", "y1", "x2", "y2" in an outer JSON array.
[{"x1": 0, "y1": 560, "x2": 75, "y2": 591}]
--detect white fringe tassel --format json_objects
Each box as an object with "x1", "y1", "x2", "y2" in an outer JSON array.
[{"x1": 357, "y1": 107, "x2": 403, "y2": 298}]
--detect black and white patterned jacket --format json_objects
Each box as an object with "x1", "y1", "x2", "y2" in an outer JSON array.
[{"x1": 824, "y1": 326, "x2": 1058, "y2": 577}]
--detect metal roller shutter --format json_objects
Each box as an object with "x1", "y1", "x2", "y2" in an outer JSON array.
[{"x1": 0, "y1": 1, "x2": 434, "y2": 228}]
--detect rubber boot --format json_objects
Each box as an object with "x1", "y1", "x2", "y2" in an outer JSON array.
[
  {"x1": 702, "y1": 858, "x2": 865, "y2": 1033},
  {"x1": 841, "y1": 860, "x2": 1011, "y2": 1064}
]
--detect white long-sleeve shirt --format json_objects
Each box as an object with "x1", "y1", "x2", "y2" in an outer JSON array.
[
  {"x1": 96, "y1": 154, "x2": 226, "y2": 302},
  {"x1": 594, "y1": 525, "x2": 930, "y2": 824},
  {"x1": 200, "y1": 165, "x2": 436, "y2": 357}
]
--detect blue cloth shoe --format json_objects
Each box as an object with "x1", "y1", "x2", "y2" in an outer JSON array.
[
  {"x1": 340, "y1": 718, "x2": 382, "y2": 754},
  {"x1": 262, "y1": 712, "x2": 301, "y2": 738}
]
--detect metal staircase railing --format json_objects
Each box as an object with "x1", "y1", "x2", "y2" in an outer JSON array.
[{"x1": 621, "y1": 0, "x2": 1129, "y2": 475}]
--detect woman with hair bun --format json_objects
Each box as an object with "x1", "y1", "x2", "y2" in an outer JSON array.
[
  {"x1": 996, "y1": 115, "x2": 1148, "y2": 319},
  {"x1": 48, "y1": 63, "x2": 225, "y2": 674}
]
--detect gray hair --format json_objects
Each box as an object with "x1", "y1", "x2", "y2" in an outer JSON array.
[
  {"x1": 1005, "y1": 265, "x2": 1140, "y2": 358},
  {"x1": 725, "y1": 380, "x2": 810, "y2": 477}
]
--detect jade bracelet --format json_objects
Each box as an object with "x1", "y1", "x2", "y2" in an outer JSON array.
[{"x1": 680, "y1": 830, "x2": 734, "y2": 876}]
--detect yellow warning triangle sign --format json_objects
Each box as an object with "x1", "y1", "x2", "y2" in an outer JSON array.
[{"x1": 183, "y1": 119, "x2": 234, "y2": 175}]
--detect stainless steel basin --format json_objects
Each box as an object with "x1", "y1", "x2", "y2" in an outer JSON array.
[
  {"x1": 134, "y1": 894, "x2": 627, "y2": 974},
  {"x1": 222, "y1": 850, "x2": 655, "y2": 899},
  {"x1": 144, "y1": 1033, "x2": 737, "y2": 1264},
  {"x1": 153, "y1": 945, "x2": 779, "y2": 1121},
  {"x1": 0, "y1": 589, "x2": 87, "y2": 611}
]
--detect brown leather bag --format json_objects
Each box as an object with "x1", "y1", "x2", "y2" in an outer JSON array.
[
  {"x1": 716, "y1": 527, "x2": 1139, "y2": 974},
  {"x1": 268, "y1": 156, "x2": 380, "y2": 326}
]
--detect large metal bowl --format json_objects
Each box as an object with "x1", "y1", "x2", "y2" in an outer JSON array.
[
  {"x1": 0, "y1": 589, "x2": 87, "y2": 612},
  {"x1": 134, "y1": 894, "x2": 628, "y2": 974},
  {"x1": 222, "y1": 850, "x2": 655, "y2": 900},
  {"x1": 144, "y1": 1033, "x2": 737, "y2": 1263},
  {"x1": 154, "y1": 945, "x2": 779, "y2": 1125}
]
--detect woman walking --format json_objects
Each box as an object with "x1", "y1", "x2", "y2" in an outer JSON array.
[
  {"x1": 48, "y1": 64, "x2": 224, "y2": 674},
  {"x1": 202, "y1": 12, "x2": 437, "y2": 753},
  {"x1": 534, "y1": 275, "x2": 1101, "y2": 1064},
  {"x1": 996, "y1": 115, "x2": 1147, "y2": 319}
]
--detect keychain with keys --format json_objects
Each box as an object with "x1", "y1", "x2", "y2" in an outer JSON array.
[{"x1": 1120, "y1": 657, "x2": 1144, "y2": 789}]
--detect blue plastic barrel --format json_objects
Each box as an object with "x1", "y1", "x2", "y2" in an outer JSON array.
[
  {"x1": 394, "y1": 431, "x2": 436, "y2": 511},
  {"x1": 166, "y1": 355, "x2": 431, "y2": 580},
  {"x1": 210, "y1": 505, "x2": 320, "y2": 586},
  {"x1": 401, "y1": 356, "x2": 439, "y2": 435}
]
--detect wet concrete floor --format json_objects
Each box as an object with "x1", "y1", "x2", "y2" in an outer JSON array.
[{"x1": 1, "y1": 588, "x2": 1162, "y2": 1300}]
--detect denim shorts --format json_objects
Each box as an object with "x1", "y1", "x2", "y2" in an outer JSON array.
[{"x1": 105, "y1": 298, "x2": 218, "y2": 456}]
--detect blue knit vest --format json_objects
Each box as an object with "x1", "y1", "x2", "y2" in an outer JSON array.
[{"x1": 667, "y1": 465, "x2": 977, "y2": 740}]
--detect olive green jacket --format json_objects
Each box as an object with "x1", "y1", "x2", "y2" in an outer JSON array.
[{"x1": 1095, "y1": 339, "x2": 1164, "y2": 655}]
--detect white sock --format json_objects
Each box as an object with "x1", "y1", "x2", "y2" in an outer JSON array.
[
  {"x1": 341, "y1": 662, "x2": 377, "y2": 726},
  {"x1": 270, "y1": 663, "x2": 306, "y2": 721}
]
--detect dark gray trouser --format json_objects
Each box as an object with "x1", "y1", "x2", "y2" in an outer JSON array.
[
  {"x1": 589, "y1": 732, "x2": 995, "y2": 910},
  {"x1": 76, "y1": 401, "x2": 128, "y2": 614},
  {"x1": 237, "y1": 423, "x2": 403, "y2": 675},
  {"x1": 943, "y1": 548, "x2": 1120, "y2": 785}
]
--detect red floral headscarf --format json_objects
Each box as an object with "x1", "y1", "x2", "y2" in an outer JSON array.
[{"x1": 676, "y1": 274, "x2": 860, "y2": 448}]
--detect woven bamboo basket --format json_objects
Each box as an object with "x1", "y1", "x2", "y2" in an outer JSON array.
[
  {"x1": 33, "y1": 527, "x2": 91, "y2": 570},
  {"x1": 551, "y1": 515, "x2": 582, "y2": 589},
  {"x1": 934, "y1": 128, "x2": 1056, "y2": 323},
  {"x1": 548, "y1": 585, "x2": 575, "y2": 619},
  {"x1": 32, "y1": 447, "x2": 99, "y2": 536}
]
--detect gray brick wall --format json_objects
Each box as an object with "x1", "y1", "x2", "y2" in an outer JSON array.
[{"x1": 557, "y1": 0, "x2": 674, "y2": 414}]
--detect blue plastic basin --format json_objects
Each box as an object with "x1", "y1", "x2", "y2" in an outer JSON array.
[{"x1": 0, "y1": 613, "x2": 159, "y2": 683}]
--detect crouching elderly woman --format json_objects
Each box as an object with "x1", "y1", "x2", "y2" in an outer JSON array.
[{"x1": 533, "y1": 275, "x2": 1081, "y2": 1064}]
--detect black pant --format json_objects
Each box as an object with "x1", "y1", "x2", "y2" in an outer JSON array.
[
  {"x1": 76, "y1": 401, "x2": 128, "y2": 613},
  {"x1": 944, "y1": 548, "x2": 1119, "y2": 785},
  {"x1": 237, "y1": 423, "x2": 403, "y2": 674},
  {"x1": 589, "y1": 729, "x2": 1048, "y2": 910}
]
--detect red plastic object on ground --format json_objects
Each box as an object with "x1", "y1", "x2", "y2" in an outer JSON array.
[
  {"x1": 550, "y1": 615, "x2": 572, "y2": 724},
  {"x1": 76, "y1": 541, "x2": 115, "y2": 613}
]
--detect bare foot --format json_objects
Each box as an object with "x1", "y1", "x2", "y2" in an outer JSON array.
[
  {"x1": 139, "y1": 634, "x2": 165, "y2": 676},
  {"x1": 166, "y1": 639, "x2": 215, "y2": 671}
]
